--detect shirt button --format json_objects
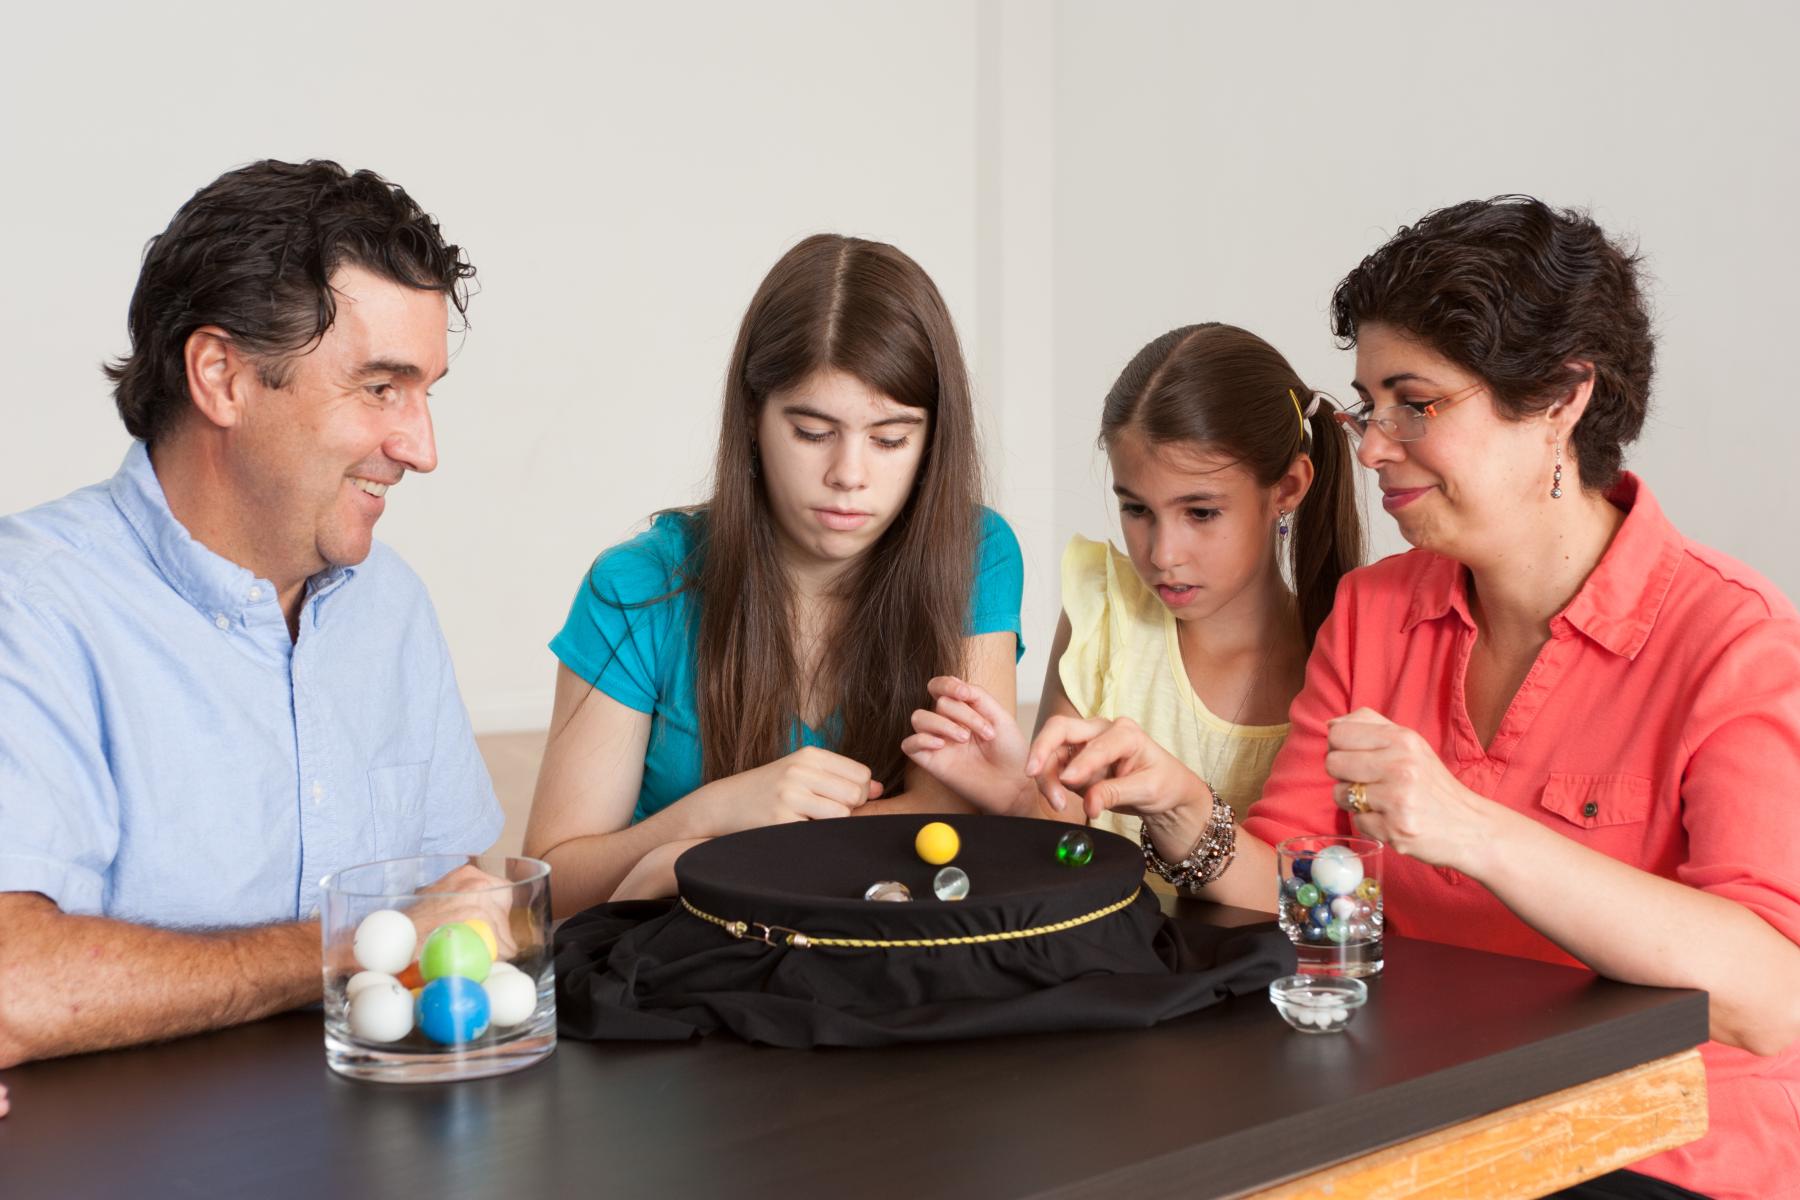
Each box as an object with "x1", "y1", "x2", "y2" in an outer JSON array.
[
  {"x1": 311, "y1": 781, "x2": 324, "y2": 804},
  {"x1": 248, "y1": 586, "x2": 263, "y2": 602},
  {"x1": 1582, "y1": 800, "x2": 1599, "y2": 819},
  {"x1": 213, "y1": 613, "x2": 230, "y2": 630}
]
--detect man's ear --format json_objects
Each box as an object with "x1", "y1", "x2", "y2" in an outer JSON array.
[{"x1": 182, "y1": 326, "x2": 256, "y2": 430}]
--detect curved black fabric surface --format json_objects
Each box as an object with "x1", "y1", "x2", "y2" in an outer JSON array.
[{"x1": 553, "y1": 816, "x2": 1295, "y2": 1047}]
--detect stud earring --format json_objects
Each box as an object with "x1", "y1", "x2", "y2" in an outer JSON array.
[
  {"x1": 1277, "y1": 509, "x2": 1291, "y2": 538},
  {"x1": 1551, "y1": 444, "x2": 1563, "y2": 500}
]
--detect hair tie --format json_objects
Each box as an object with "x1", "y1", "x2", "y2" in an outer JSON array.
[{"x1": 1296, "y1": 386, "x2": 1324, "y2": 444}]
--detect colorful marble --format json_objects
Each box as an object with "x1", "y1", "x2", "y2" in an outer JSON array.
[
  {"x1": 1294, "y1": 883, "x2": 1321, "y2": 908},
  {"x1": 1325, "y1": 920, "x2": 1350, "y2": 944},
  {"x1": 1055, "y1": 829, "x2": 1095, "y2": 867},
  {"x1": 1330, "y1": 896, "x2": 1358, "y2": 920},
  {"x1": 418, "y1": 975, "x2": 491, "y2": 1045},
  {"x1": 1355, "y1": 878, "x2": 1381, "y2": 902},
  {"x1": 864, "y1": 881, "x2": 913, "y2": 902}
]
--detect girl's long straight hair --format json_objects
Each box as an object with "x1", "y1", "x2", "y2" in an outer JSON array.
[
  {"x1": 691, "y1": 234, "x2": 982, "y2": 790},
  {"x1": 1098, "y1": 323, "x2": 1363, "y2": 646}
]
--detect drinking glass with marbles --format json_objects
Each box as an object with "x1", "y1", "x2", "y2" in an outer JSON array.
[
  {"x1": 322, "y1": 854, "x2": 555, "y2": 1082},
  {"x1": 1275, "y1": 835, "x2": 1384, "y2": 978}
]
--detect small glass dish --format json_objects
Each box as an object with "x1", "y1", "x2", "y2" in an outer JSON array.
[{"x1": 1268, "y1": 973, "x2": 1367, "y2": 1034}]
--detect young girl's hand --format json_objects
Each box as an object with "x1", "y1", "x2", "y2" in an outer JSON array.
[
  {"x1": 902, "y1": 676, "x2": 1042, "y2": 817},
  {"x1": 1025, "y1": 714, "x2": 1212, "y2": 825}
]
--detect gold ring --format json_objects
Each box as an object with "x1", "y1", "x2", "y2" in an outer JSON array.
[{"x1": 1347, "y1": 782, "x2": 1369, "y2": 814}]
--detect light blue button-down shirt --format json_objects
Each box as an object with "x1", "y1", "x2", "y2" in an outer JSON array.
[{"x1": 0, "y1": 442, "x2": 501, "y2": 927}]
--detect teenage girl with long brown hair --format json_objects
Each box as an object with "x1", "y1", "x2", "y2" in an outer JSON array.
[
  {"x1": 904, "y1": 323, "x2": 1360, "y2": 848},
  {"x1": 526, "y1": 235, "x2": 1023, "y2": 915}
]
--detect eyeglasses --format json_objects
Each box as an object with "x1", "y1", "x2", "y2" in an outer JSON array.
[{"x1": 1333, "y1": 382, "x2": 1482, "y2": 444}]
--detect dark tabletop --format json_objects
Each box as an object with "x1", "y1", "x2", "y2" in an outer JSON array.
[{"x1": 0, "y1": 902, "x2": 1707, "y2": 1200}]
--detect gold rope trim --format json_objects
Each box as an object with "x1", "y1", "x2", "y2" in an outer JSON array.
[{"x1": 679, "y1": 887, "x2": 1142, "y2": 950}]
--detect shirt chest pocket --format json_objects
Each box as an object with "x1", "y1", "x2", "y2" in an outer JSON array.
[
  {"x1": 368, "y1": 762, "x2": 430, "y2": 859},
  {"x1": 1537, "y1": 772, "x2": 1654, "y2": 832}
]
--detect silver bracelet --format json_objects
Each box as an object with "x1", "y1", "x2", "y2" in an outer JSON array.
[{"x1": 1139, "y1": 791, "x2": 1237, "y2": 891}]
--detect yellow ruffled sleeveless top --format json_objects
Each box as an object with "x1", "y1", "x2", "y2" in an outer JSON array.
[{"x1": 1056, "y1": 536, "x2": 1290, "y2": 844}]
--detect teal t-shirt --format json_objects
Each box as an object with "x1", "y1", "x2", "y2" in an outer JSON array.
[{"x1": 549, "y1": 506, "x2": 1025, "y2": 825}]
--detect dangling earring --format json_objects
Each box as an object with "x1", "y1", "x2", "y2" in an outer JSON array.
[
  {"x1": 1277, "y1": 509, "x2": 1291, "y2": 538},
  {"x1": 1550, "y1": 444, "x2": 1563, "y2": 500}
]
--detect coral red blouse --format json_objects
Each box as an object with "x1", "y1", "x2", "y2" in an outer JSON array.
[{"x1": 1243, "y1": 474, "x2": 1800, "y2": 1200}]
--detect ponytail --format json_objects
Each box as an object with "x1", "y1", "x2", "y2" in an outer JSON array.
[{"x1": 1289, "y1": 394, "x2": 1363, "y2": 646}]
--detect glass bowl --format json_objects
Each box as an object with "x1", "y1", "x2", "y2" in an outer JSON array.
[
  {"x1": 321, "y1": 854, "x2": 554, "y2": 1082},
  {"x1": 1268, "y1": 973, "x2": 1368, "y2": 1034}
]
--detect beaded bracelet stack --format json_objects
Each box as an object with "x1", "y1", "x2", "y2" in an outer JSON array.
[{"x1": 1139, "y1": 791, "x2": 1237, "y2": 892}]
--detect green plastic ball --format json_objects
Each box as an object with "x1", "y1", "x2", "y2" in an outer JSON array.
[{"x1": 420, "y1": 922, "x2": 492, "y2": 983}]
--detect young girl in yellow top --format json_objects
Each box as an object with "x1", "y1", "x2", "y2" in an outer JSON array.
[{"x1": 904, "y1": 323, "x2": 1362, "y2": 840}]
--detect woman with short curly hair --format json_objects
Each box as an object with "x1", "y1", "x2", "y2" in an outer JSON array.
[{"x1": 1028, "y1": 197, "x2": 1800, "y2": 1200}]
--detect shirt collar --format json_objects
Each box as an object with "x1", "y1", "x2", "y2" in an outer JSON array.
[
  {"x1": 1400, "y1": 472, "x2": 1683, "y2": 660},
  {"x1": 107, "y1": 441, "x2": 355, "y2": 626}
]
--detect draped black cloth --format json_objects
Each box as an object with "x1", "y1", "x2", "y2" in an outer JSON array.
[{"x1": 554, "y1": 815, "x2": 1294, "y2": 1048}]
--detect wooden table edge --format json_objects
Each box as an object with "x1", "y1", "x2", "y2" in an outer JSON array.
[{"x1": 1230, "y1": 1047, "x2": 1708, "y2": 1200}]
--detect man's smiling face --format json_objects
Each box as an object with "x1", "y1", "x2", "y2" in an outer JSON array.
[{"x1": 226, "y1": 264, "x2": 448, "y2": 580}]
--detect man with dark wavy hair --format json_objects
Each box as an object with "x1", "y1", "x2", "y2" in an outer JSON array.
[{"x1": 0, "y1": 161, "x2": 501, "y2": 1065}]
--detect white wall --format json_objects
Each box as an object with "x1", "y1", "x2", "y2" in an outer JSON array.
[
  {"x1": 3, "y1": 1, "x2": 1796, "y2": 734},
  {"x1": 1048, "y1": 0, "x2": 1800, "y2": 587},
  {"x1": 0, "y1": 0, "x2": 991, "y2": 731}
]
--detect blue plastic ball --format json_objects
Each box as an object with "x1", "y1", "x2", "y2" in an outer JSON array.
[{"x1": 418, "y1": 975, "x2": 491, "y2": 1045}]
